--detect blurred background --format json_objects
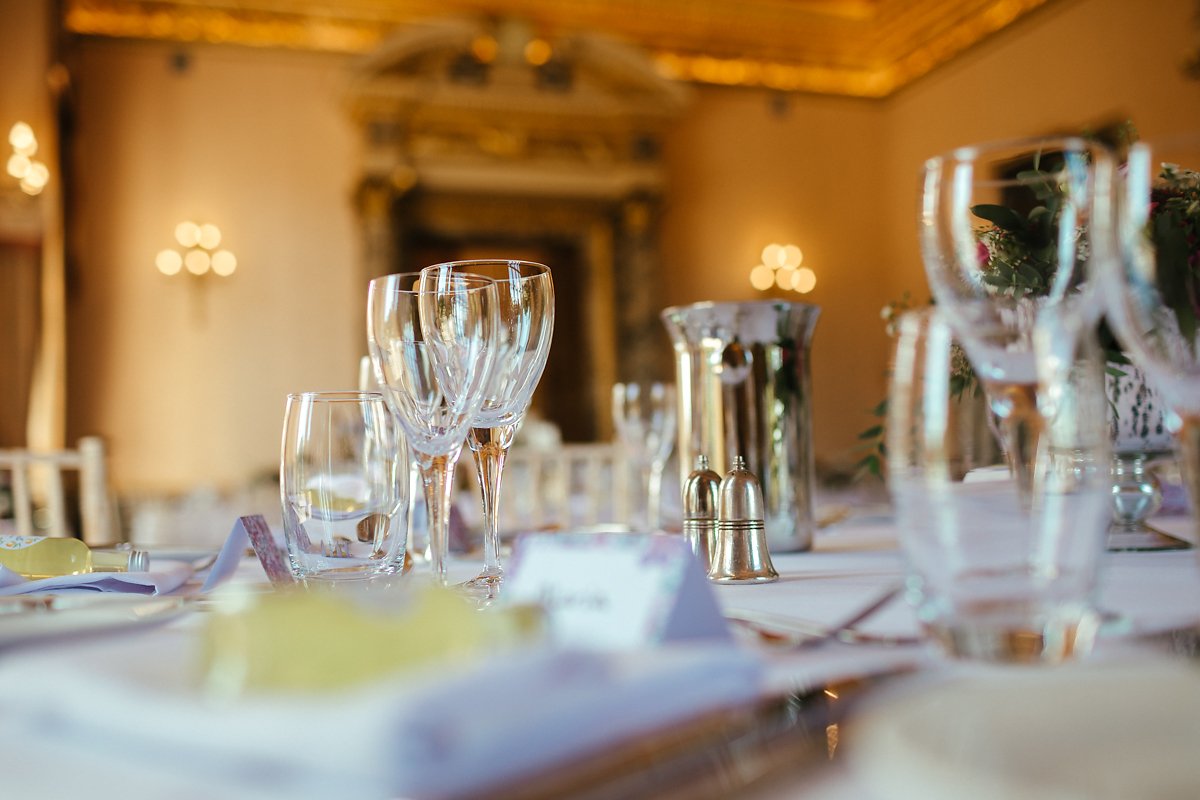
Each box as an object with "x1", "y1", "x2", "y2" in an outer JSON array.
[{"x1": 2, "y1": 0, "x2": 1199, "y2": 539}]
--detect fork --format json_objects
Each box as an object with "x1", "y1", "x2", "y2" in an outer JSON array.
[{"x1": 726, "y1": 585, "x2": 921, "y2": 649}]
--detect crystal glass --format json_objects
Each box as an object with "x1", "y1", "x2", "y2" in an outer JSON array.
[
  {"x1": 1102, "y1": 133, "x2": 1200, "y2": 547},
  {"x1": 280, "y1": 391, "x2": 407, "y2": 582},
  {"x1": 367, "y1": 272, "x2": 499, "y2": 586},
  {"x1": 612, "y1": 381, "x2": 676, "y2": 531},
  {"x1": 920, "y1": 137, "x2": 1115, "y2": 508},
  {"x1": 421, "y1": 260, "x2": 555, "y2": 595},
  {"x1": 887, "y1": 309, "x2": 1111, "y2": 662}
]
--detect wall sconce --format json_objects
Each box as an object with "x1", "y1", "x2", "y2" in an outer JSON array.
[
  {"x1": 156, "y1": 221, "x2": 237, "y2": 278},
  {"x1": 749, "y1": 242, "x2": 816, "y2": 294},
  {"x1": 6, "y1": 122, "x2": 49, "y2": 196}
]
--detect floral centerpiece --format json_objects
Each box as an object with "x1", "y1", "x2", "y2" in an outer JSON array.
[{"x1": 857, "y1": 130, "x2": 1200, "y2": 476}]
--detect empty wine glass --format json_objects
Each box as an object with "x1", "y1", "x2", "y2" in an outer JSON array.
[
  {"x1": 1101, "y1": 133, "x2": 1200, "y2": 544},
  {"x1": 367, "y1": 272, "x2": 499, "y2": 586},
  {"x1": 421, "y1": 260, "x2": 555, "y2": 595},
  {"x1": 920, "y1": 137, "x2": 1115, "y2": 508},
  {"x1": 612, "y1": 381, "x2": 676, "y2": 531}
]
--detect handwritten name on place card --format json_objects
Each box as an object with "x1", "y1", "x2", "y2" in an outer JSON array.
[{"x1": 502, "y1": 533, "x2": 730, "y2": 650}]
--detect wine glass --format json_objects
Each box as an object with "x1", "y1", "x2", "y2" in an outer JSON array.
[
  {"x1": 420, "y1": 260, "x2": 555, "y2": 595},
  {"x1": 919, "y1": 137, "x2": 1115, "y2": 508},
  {"x1": 367, "y1": 272, "x2": 499, "y2": 586},
  {"x1": 612, "y1": 381, "x2": 676, "y2": 531},
  {"x1": 279, "y1": 391, "x2": 407, "y2": 582},
  {"x1": 1101, "y1": 133, "x2": 1200, "y2": 545}
]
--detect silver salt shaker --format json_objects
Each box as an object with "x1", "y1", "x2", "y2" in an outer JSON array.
[
  {"x1": 709, "y1": 456, "x2": 779, "y2": 584},
  {"x1": 682, "y1": 455, "x2": 722, "y2": 572}
]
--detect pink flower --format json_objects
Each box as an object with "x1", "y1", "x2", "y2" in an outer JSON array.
[{"x1": 976, "y1": 241, "x2": 990, "y2": 266}]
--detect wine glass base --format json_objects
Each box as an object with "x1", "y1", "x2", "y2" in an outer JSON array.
[
  {"x1": 455, "y1": 571, "x2": 503, "y2": 606},
  {"x1": 461, "y1": 572, "x2": 503, "y2": 589},
  {"x1": 1106, "y1": 523, "x2": 1192, "y2": 552}
]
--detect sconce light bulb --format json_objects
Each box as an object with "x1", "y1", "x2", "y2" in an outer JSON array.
[
  {"x1": 783, "y1": 244, "x2": 803, "y2": 268},
  {"x1": 22, "y1": 161, "x2": 48, "y2": 189},
  {"x1": 211, "y1": 250, "x2": 237, "y2": 276},
  {"x1": 184, "y1": 248, "x2": 211, "y2": 275},
  {"x1": 8, "y1": 122, "x2": 36, "y2": 156},
  {"x1": 156, "y1": 249, "x2": 183, "y2": 275},
  {"x1": 19, "y1": 177, "x2": 44, "y2": 196},
  {"x1": 749, "y1": 263, "x2": 775, "y2": 291},
  {"x1": 761, "y1": 243, "x2": 783, "y2": 269},
  {"x1": 793, "y1": 266, "x2": 816, "y2": 294},
  {"x1": 774, "y1": 266, "x2": 795, "y2": 290},
  {"x1": 175, "y1": 221, "x2": 201, "y2": 248},
  {"x1": 6, "y1": 153, "x2": 30, "y2": 179},
  {"x1": 198, "y1": 223, "x2": 221, "y2": 250}
]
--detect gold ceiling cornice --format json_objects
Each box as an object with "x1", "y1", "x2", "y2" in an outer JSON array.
[{"x1": 62, "y1": 0, "x2": 1056, "y2": 98}]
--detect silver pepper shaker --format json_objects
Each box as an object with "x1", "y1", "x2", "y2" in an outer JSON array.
[
  {"x1": 682, "y1": 455, "x2": 721, "y2": 572},
  {"x1": 709, "y1": 455, "x2": 779, "y2": 584}
]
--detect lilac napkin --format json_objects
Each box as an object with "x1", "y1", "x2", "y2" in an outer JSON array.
[{"x1": 0, "y1": 562, "x2": 194, "y2": 596}]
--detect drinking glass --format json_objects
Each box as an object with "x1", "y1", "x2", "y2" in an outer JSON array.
[
  {"x1": 920, "y1": 137, "x2": 1115, "y2": 508},
  {"x1": 612, "y1": 381, "x2": 676, "y2": 531},
  {"x1": 887, "y1": 308, "x2": 1111, "y2": 662},
  {"x1": 1102, "y1": 133, "x2": 1200, "y2": 545},
  {"x1": 367, "y1": 272, "x2": 499, "y2": 586},
  {"x1": 280, "y1": 391, "x2": 407, "y2": 582},
  {"x1": 421, "y1": 260, "x2": 555, "y2": 594}
]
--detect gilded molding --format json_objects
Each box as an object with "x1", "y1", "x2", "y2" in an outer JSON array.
[{"x1": 63, "y1": 0, "x2": 1055, "y2": 98}]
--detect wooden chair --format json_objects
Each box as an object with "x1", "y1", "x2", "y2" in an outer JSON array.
[
  {"x1": 0, "y1": 436, "x2": 116, "y2": 545},
  {"x1": 497, "y1": 442, "x2": 634, "y2": 532}
]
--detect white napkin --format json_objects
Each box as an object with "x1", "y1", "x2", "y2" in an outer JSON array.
[
  {"x1": 0, "y1": 628, "x2": 765, "y2": 799},
  {"x1": 0, "y1": 561, "x2": 193, "y2": 596}
]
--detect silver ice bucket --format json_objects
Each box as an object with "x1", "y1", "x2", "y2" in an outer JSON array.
[{"x1": 662, "y1": 301, "x2": 820, "y2": 552}]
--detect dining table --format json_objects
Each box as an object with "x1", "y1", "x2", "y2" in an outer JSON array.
[{"x1": 0, "y1": 489, "x2": 1197, "y2": 799}]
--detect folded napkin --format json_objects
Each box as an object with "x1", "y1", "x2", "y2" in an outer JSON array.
[
  {"x1": 0, "y1": 630, "x2": 764, "y2": 799},
  {"x1": 0, "y1": 517, "x2": 260, "y2": 598},
  {"x1": 0, "y1": 561, "x2": 194, "y2": 596}
]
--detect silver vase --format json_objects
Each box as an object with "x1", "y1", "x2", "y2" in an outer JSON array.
[{"x1": 661, "y1": 300, "x2": 820, "y2": 552}]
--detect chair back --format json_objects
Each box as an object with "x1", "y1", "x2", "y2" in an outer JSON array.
[{"x1": 0, "y1": 436, "x2": 116, "y2": 545}]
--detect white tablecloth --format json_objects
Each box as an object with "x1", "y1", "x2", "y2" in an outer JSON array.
[{"x1": 0, "y1": 508, "x2": 1196, "y2": 799}]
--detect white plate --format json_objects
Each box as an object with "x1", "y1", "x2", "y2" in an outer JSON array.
[
  {"x1": 848, "y1": 659, "x2": 1200, "y2": 800},
  {"x1": 0, "y1": 594, "x2": 186, "y2": 649}
]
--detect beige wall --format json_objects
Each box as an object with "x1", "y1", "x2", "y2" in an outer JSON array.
[
  {"x1": 12, "y1": 0, "x2": 1199, "y2": 495},
  {"x1": 67, "y1": 41, "x2": 363, "y2": 492}
]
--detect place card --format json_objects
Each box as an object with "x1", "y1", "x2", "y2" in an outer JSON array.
[{"x1": 502, "y1": 532, "x2": 730, "y2": 650}]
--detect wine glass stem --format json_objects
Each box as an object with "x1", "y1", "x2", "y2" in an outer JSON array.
[
  {"x1": 988, "y1": 382, "x2": 1043, "y2": 510},
  {"x1": 1176, "y1": 414, "x2": 1200, "y2": 543},
  {"x1": 468, "y1": 423, "x2": 517, "y2": 580},
  {"x1": 644, "y1": 463, "x2": 665, "y2": 531},
  {"x1": 416, "y1": 449, "x2": 460, "y2": 586}
]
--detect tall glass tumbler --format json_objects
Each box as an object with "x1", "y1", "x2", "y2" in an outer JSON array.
[
  {"x1": 887, "y1": 309, "x2": 1111, "y2": 662},
  {"x1": 280, "y1": 391, "x2": 407, "y2": 582}
]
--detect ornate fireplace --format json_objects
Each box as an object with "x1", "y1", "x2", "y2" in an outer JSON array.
[{"x1": 346, "y1": 17, "x2": 688, "y2": 441}]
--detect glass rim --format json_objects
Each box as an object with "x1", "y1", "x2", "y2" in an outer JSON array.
[
  {"x1": 925, "y1": 135, "x2": 1114, "y2": 170},
  {"x1": 367, "y1": 271, "x2": 496, "y2": 294},
  {"x1": 285, "y1": 390, "x2": 385, "y2": 402},
  {"x1": 421, "y1": 259, "x2": 551, "y2": 283}
]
